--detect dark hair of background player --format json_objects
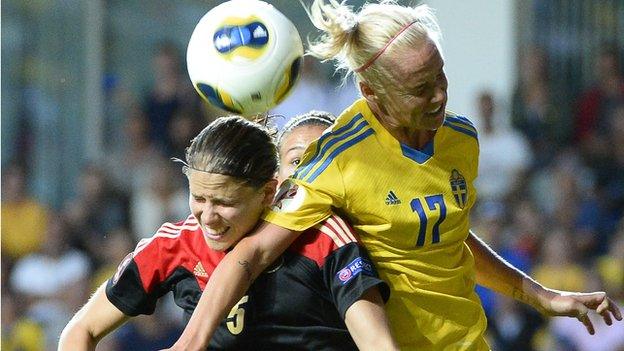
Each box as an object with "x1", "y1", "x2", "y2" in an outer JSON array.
[{"x1": 276, "y1": 110, "x2": 336, "y2": 148}]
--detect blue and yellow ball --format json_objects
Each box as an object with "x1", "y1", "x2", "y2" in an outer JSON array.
[{"x1": 187, "y1": 0, "x2": 303, "y2": 118}]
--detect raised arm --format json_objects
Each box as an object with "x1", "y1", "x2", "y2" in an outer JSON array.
[
  {"x1": 170, "y1": 221, "x2": 300, "y2": 350},
  {"x1": 59, "y1": 283, "x2": 130, "y2": 351},
  {"x1": 466, "y1": 231, "x2": 622, "y2": 334},
  {"x1": 344, "y1": 287, "x2": 399, "y2": 351}
]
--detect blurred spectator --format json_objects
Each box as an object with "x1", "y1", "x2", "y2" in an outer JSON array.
[
  {"x1": 167, "y1": 107, "x2": 204, "y2": 160},
  {"x1": 105, "y1": 111, "x2": 165, "y2": 194},
  {"x1": 2, "y1": 291, "x2": 45, "y2": 351},
  {"x1": 549, "y1": 312, "x2": 624, "y2": 351},
  {"x1": 113, "y1": 304, "x2": 183, "y2": 350},
  {"x1": 90, "y1": 227, "x2": 136, "y2": 290},
  {"x1": 102, "y1": 73, "x2": 141, "y2": 153},
  {"x1": 532, "y1": 229, "x2": 587, "y2": 292},
  {"x1": 270, "y1": 58, "x2": 359, "y2": 128},
  {"x1": 1, "y1": 164, "x2": 49, "y2": 263},
  {"x1": 473, "y1": 201, "x2": 534, "y2": 323},
  {"x1": 143, "y1": 41, "x2": 201, "y2": 151},
  {"x1": 475, "y1": 90, "x2": 532, "y2": 203},
  {"x1": 506, "y1": 199, "x2": 544, "y2": 261},
  {"x1": 550, "y1": 160, "x2": 600, "y2": 253},
  {"x1": 595, "y1": 221, "x2": 624, "y2": 301},
  {"x1": 9, "y1": 214, "x2": 91, "y2": 350},
  {"x1": 512, "y1": 46, "x2": 571, "y2": 165},
  {"x1": 574, "y1": 45, "x2": 624, "y2": 145},
  {"x1": 590, "y1": 104, "x2": 624, "y2": 236},
  {"x1": 472, "y1": 201, "x2": 509, "y2": 318},
  {"x1": 528, "y1": 150, "x2": 610, "y2": 256},
  {"x1": 580, "y1": 103, "x2": 620, "y2": 187},
  {"x1": 63, "y1": 164, "x2": 130, "y2": 255},
  {"x1": 548, "y1": 273, "x2": 624, "y2": 351},
  {"x1": 471, "y1": 201, "x2": 507, "y2": 250},
  {"x1": 0, "y1": 3, "x2": 619, "y2": 350},
  {"x1": 130, "y1": 158, "x2": 187, "y2": 240},
  {"x1": 575, "y1": 51, "x2": 624, "y2": 231},
  {"x1": 472, "y1": 202, "x2": 532, "y2": 273},
  {"x1": 487, "y1": 295, "x2": 544, "y2": 351}
]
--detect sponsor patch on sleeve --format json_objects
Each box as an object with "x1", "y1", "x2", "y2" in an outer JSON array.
[
  {"x1": 336, "y1": 257, "x2": 374, "y2": 285},
  {"x1": 271, "y1": 179, "x2": 305, "y2": 213}
]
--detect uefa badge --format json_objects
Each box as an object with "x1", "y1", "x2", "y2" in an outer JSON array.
[
  {"x1": 449, "y1": 169, "x2": 467, "y2": 209},
  {"x1": 335, "y1": 257, "x2": 373, "y2": 285},
  {"x1": 337, "y1": 268, "x2": 352, "y2": 283}
]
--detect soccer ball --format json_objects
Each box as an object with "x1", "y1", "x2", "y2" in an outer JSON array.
[{"x1": 187, "y1": 0, "x2": 304, "y2": 118}]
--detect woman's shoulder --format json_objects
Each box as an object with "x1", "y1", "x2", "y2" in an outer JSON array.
[
  {"x1": 132, "y1": 215, "x2": 204, "y2": 257},
  {"x1": 442, "y1": 111, "x2": 479, "y2": 141},
  {"x1": 288, "y1": 214, "x2": 359, "y2": 267}
]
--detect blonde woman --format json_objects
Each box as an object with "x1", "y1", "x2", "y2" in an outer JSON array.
[{"x1": 172, "y1": 1, "x2": 622, "y2": 350}]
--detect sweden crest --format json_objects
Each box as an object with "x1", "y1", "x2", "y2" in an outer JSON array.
[{"x1": 449, "y1": 169, "x2": 467, "y2": 209}]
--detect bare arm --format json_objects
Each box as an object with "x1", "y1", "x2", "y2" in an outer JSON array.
[
  {"x1": 58, "y1": 283, "x2": 130, "y2": 351},
  {"x1": 344, "y1": 287, "x2": 399, "y2": 351},
  {"x1": 170, "y1": 221, "x2": 300, "y2": 350},
  {"x1": 467, "y1": 231, "x2": 622, "y2": 334}
]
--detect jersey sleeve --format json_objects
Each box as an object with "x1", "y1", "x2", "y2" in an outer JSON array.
[
  {"x1": 313, "y1": 217, "x2": 390, "y2": 319},
  {"x1": 323, "y1": 243, "x2": 390, "y2": 319},
  {"x1": 105, "y1": 237, "x2": 170, "y2": 316},
  {"x1": 263, "y1": 138, "x2": 347, "y2": 231}
]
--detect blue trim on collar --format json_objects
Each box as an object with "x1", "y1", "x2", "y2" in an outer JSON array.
[{"x1": 400, "y1": 140, "x2": 434, "y2": 164}]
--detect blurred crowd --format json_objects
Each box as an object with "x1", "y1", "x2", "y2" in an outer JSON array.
[
  {"x1": 473, "y1": 44, "x2": 624, "y2": 351},
  {"x1": 2, "y1": 40, "x2": 624, "y2": 351}
]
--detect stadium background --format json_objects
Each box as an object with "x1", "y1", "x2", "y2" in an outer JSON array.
[{"x1": 2, "y1": 0, "x2": 623, "y2": 350}]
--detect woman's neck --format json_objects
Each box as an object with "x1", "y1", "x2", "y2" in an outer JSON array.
[
  {"x1": 369, "y1": 102, "x2": 436, "y2": 150},
  {"x1": 392, "y1": 127, "x2": 436, "y2": 150}
]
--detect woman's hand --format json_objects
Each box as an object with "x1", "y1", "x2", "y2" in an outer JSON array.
[{"x1": 537, "y1": 288, "x2": 622, "y2": 335}]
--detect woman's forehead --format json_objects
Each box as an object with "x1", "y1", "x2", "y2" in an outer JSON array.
[
  {"x1": 282, "y1": 124, "x2": 327, "y2": 147},
  {"x1": 385, "y1": 39, "x2": 443, "y2": 81},
  {"x1": 188, "y1": 171, "x2": 248, "y2": 195}
]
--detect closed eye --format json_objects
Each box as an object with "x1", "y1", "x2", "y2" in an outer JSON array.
[
  {"x1": 412, "y1": 85, "x2": 426, "y2": 96},
  {"x1": 213, "y1": 199, "x2": 237, "y2": 207}
]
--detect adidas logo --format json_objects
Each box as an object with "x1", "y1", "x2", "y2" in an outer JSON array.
[
  {"x1": 193, "y1": 261, "x2": 208, "y2": 278},
  {"x1": 385, "y1": 191, "x2": 401, "y2": 205}
]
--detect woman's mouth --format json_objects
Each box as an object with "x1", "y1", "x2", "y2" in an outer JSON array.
[
  {"x1": 204, "y1": 227, "x2": 230, "y2": 240},
  {"x1": 426, "y1": 105, "x2": 443, "y2": 115}
]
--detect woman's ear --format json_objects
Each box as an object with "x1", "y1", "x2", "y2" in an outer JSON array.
[
  {"x1": 360, "y1": 81, "x2": 389, "y2": 116},
  {"x1": 359, "y1": 81, "x2": 375, "y2": 101}
]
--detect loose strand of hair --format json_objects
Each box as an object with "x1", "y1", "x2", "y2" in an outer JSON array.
[{"x1": 305, "y1": 0, "x2": 358, "y2": 61}]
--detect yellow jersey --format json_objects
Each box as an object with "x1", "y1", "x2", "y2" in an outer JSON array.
[
  {"x1": 1, "y1": 199, "x2": 48, "y2": 259},
  {"x1": 265, "y1": 99, "x2": 488, "y2": 350}
]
